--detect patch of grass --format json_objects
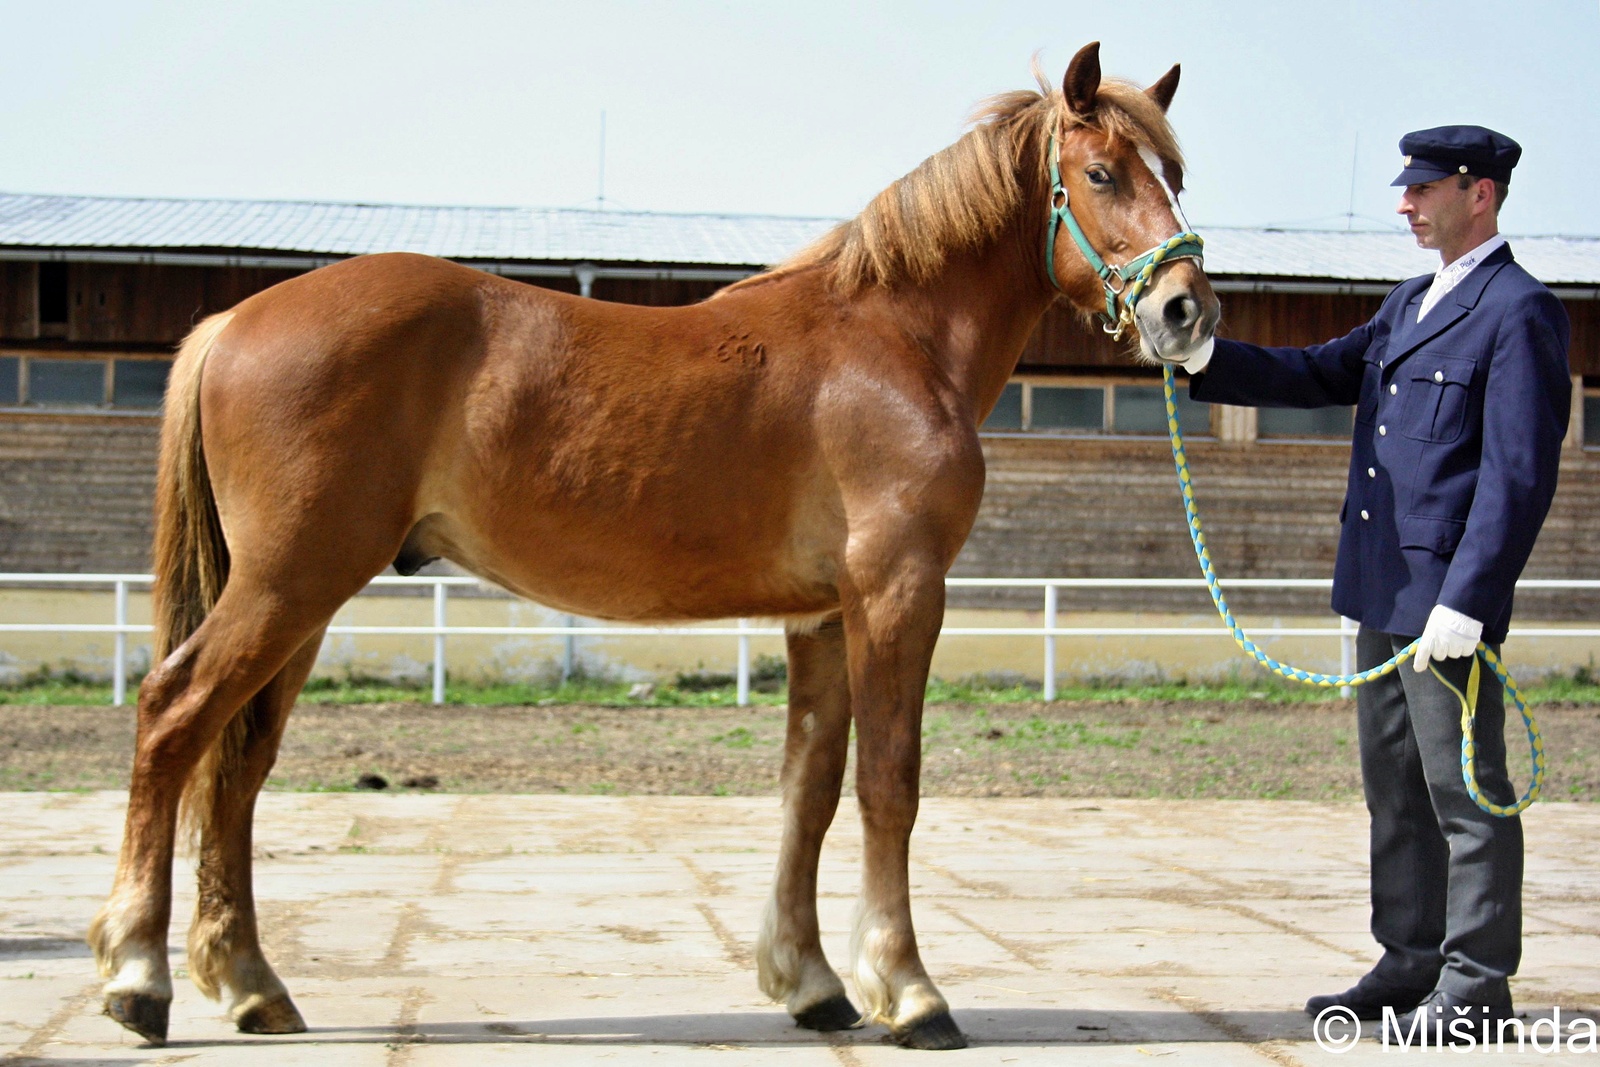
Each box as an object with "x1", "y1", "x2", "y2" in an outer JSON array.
[
  {"x1": 709, "y1": 726, "x2": 757, "y2": 749},
  {"x1": 0, "y1": 664, "x2": 117, "y2": 705},
  {"x1": 7, "y1": 660, "x2": 1600, "y2": 708}
]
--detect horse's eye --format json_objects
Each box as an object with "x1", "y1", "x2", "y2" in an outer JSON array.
[{"x1": 1086, "y1": 166, "x2": 1113, "y2": 187}]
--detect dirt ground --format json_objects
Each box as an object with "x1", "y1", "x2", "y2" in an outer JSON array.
[{"x1": 4, "y1": 699, "x2": 1599, "y2": 801}]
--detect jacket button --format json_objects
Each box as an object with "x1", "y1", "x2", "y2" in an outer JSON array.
[
  {"x1": 1434, "y1": 370, "x2": 1444, "y2": 382},
  {"x1": 1361, "y1": 509, "x2": 1370, "y2": 520},
  {"x1": 1389, "y1": 383, "x2": 1398, "y2": 395},
  {"x1": 1367, "y1": 467, "x2": 1376, "y2": 478},
  {"x1": 1379, "y1": 360, "x2": 1385, "y2": 368},
  {"x1": 1379, "y1": 425, "x2": 1387, "y2": 436}
]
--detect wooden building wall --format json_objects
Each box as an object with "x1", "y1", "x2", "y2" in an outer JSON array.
[
  {"x1": 1, "y1": 262, "x2": 1594, "y2": 374},
  {"x1": 1, "y1": 263, "x2": 302, "y2": 347},
  {"x1": 0, "y1": 416, "x2": 160, "y2": 572},
  {"x1": 955, "y1": 436, "x2": 1600, "y2": 618}
]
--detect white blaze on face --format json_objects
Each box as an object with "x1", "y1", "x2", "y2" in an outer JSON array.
[
  {"x1": 1133, "y1": 144, "x2": 1210, "y2": 365},
  {"x1": 1137, "y1": 145, "x2": 1190, "y2": 233}
]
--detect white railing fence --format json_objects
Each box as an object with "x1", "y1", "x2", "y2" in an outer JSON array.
[{"x1": 5, "y1": 573, "x2": 1600, "y2": 706}]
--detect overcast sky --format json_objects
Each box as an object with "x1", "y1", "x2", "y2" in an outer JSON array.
[{"x1": 4, "y1": 1, "x2": 1597, "y2": 235}]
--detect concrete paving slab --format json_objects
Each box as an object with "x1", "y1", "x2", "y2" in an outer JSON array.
[{"x1": 1, "y1": 792, "x2": 1596, "y2": 1066}]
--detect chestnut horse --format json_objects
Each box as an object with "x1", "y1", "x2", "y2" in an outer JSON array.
[{"x1": 89, "y1": 43, "x2": 1218, "y2": 1050}]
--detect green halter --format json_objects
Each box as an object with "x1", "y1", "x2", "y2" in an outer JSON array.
[{"x1": 1044, "y1": 133, "x2": 1206, "y2": 340}]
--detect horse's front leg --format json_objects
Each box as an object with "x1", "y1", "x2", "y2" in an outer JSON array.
[
  {"x1": 841, "y1": 563, "x2": 965, "y2": 1050},
  {"x1": 757, "y1": 618, "x2": 860, "y2": 1030}
]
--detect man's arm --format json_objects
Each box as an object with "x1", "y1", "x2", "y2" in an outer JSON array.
[
  {"x1": 1436, "y1": 289, "x2": 1572, "y2": 626},
  {"x1": 1187, "y1": 321, "x2": 1373, "y2": 409}
]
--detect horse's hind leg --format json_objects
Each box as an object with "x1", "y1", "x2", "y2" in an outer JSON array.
[
  {"x1": 756, "y1": 618, "x2": 860, "y2": 1030},
  {"x1": 89, "y1": 579, "x2": 340, "y2": 1045},
  {"x1": 186, "y1": 629, "x2": 324, "y2": 1034}
]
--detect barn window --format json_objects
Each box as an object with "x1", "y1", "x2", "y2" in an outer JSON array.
[
  {"x1": 1585, "y1": 391, "x2": 1600, "y2": 449},
  {"x1": 983, "y1": 382, "x2": 1023, "y2": 430},
  {"x1": 1030, "y1": 384, "x2": 1104, "y2": 431},
  {"x1": 1258, "y1": 406, "x2": 1356, "y2": 439},
  {"x1": 113, "y1": 359, "x2": 170, "y2": 408},
  {"x1": 1110, "y1": 384, "x2": 1211, "y2": 435},
  {"x1": 27, "y1": 358, "x2": 106, "y2": 407},
  {"x1": 981, "y1": 379, "x2": 1212, "y2": 437},
  {"x1": 38, "y1": 262, "x2": 70, "y2": 329},
  {"x1": 0, "y1": 356, "x2": 18, "y2": 405}
]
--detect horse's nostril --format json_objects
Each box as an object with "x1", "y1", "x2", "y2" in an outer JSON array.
[{"x1": 1163, "y1": 295, "x2": 1197, "y2": 329}]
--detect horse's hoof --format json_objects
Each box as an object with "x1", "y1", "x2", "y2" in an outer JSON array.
[
  {"x1": 235, "y1": 994, "x2": 308, "y2": 1034},
  {"x1": 793, "y1": 994, "x2": 862, "y2": 1031},
  {"x1": 104, "y1": 992, "x2": 169, "y2": 1045},
  {"x1": 894, "y1": 1009, "x2": 968, "y2": 1050}
]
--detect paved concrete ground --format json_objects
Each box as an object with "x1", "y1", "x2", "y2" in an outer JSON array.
[{"x1": 1, "y1": 793, "x2": 1596, "y2": 1065}]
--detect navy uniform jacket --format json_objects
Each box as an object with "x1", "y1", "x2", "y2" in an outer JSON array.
[{"x1": 1190, "y1": 244, "x2": 1570, "y2": 643}]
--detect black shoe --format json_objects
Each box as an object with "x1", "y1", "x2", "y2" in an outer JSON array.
[
  {"x1": 1386, "y1": 989, "x2": 1515, "y2": 1047},
  {"x1": 1305, "y1": 973, "x2": 1434, "y2": 1021}
]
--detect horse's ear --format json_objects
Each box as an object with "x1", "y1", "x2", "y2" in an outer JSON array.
[
  {"x1": 1146, "y1": 64, "x2": 1180, "y2": 113},
  {"x1": 1063, "y1": 41, "x2": 1101, "y2": 117}
]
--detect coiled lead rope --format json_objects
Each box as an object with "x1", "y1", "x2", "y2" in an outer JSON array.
[{"x1": 1160, "y1": 364, "x2": 1544, "y2": 815}]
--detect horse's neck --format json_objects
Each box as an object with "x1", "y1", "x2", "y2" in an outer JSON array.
[{"x1": 894, "y1": 228, "x2": 1056, "y2": 421}]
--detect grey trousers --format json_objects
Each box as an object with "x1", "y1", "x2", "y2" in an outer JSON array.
[{"x1": 1357, "y1": 627, "x2": 1522, "y2": 1003}]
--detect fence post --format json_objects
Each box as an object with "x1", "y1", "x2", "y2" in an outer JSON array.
[
  {"x1": 433, "y1": 581, "x2": 447, "y2": 705},
  {"x1": 737, "y1": 618, "x2": 751, "y2": 707},
  {"x1": 1043, "y1": 583, "x2": 1058, "y2": 701},
  {"x1": 562, "y1": 615, "x2": 577, "y2": 684},
  {"x1": 113, "y1": 579, "x2": 128, "y2": 707},
  {"x1": 1340, "y1": 615, "x2": 1356, "y2": 699}
]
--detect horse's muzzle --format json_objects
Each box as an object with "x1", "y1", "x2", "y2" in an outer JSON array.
[{"x1": 1136, "y1": 264, "x2": 1220, "y2": 365}]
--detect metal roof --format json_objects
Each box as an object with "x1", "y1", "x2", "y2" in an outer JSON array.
[
  {"x1": 2, "y1": 191, "x2": 1598, "y2": 285},
  {"x1": 0, "y1": 192, "x2": 833, "y2": 268},
  {"x1": 1198, "y1": 227, "x2": 1600, "y2": 286}
]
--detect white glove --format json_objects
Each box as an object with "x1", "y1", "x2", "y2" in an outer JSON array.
[
  {"x1": 1413, "y1": 604, "x2": 1483, "y2": 673},
  {"x1": 1179, "y1": 336, "x2": 1214, "y2": 375}
]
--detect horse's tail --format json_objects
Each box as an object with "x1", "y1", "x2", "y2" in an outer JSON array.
[
  {"x1": 150, "y1": 313, "x2": 241, "y2": 872},
  {"x1": 152, "y1": 313, "x2": 232, "y2": 665}
]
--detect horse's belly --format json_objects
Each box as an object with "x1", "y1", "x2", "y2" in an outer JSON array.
[{"x1": 422, "y1": 499, "x2": 841, "y2": 623}]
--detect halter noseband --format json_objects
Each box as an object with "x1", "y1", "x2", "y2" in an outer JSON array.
[{"x1": 1044, "y1": 133, "x2": 1205, "y2": 341}]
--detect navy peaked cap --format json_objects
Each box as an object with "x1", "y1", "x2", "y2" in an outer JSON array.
[{"x1": 1391, "y1": 125, "x2": 1521, "y2": 186}]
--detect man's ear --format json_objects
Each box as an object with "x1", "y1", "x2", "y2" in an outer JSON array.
[
  {"x1": 1474, "y1": 177, "x2": 1497, "y2": 215},
  {"x1": 1063, "y1": 41, "x2": 1102, "y2": 117},
  {"x1": 1146, "y1": 64, "x2": 1180, "y2": 113}
]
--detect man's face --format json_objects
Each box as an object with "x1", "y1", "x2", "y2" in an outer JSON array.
[{"x1": 1395, "y1": 178, "x2": 1473, "y2": 250}]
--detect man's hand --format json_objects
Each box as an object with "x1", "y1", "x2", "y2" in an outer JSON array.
[
  {"x1": 1413, "y1": 604, "x2": 1483, "y2": 672},
  {"x1": 1179, "y1": 336, "x2": 1214, "y2": 375}
]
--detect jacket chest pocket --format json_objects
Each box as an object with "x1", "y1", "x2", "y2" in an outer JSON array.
[{"x1": 1398, "y1": 356, "x2": 1474, "y2": 443}]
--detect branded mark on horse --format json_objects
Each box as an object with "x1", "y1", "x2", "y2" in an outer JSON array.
[{"x1": 88, "y1": 42, "x2": 1218, "y2": 1051}]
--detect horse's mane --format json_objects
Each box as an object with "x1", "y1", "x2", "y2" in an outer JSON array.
[{"x1": 724, "y1": 65, "x2": 1184, "y2": 296}]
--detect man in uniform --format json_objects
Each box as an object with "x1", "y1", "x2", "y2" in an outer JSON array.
[{"x1": 1177, "y1": 126, "x2": 1571, "y2": 1033}]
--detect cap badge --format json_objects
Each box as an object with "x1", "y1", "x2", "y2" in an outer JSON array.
[{"x1": 1403, "y1": 155, "x2": 1412, "y2": 165}]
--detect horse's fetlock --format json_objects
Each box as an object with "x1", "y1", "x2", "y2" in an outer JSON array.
[
  {"x1": 755, "y1": 899, "x2": 800, "y2": 1001},
  {"x1": 186, "y1": 915, "x2": 234, "y2": 1001}
]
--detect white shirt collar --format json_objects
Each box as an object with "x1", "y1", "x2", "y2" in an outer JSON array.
[{"x1": 1417, "y1": 234, "x2": 1507, "y2": 321}]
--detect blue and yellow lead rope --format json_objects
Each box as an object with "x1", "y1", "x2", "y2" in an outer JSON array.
[{"x1": 1160, "y1": 365, "x2": 1545, "y2": 816}]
